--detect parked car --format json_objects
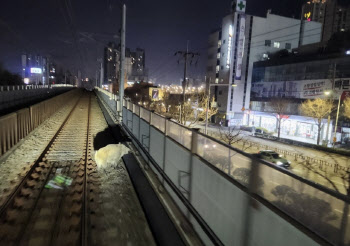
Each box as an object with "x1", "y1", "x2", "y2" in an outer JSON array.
[
  {"x1": 256, "y1": 150, "x2": 291, "y2": 168},
  {"x1": 254, "y1": 128, "x2": 276, "y2": 140}
]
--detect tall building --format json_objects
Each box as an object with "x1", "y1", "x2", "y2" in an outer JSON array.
[
  {"x1": 103, "y1": 42, "x2": 120, "y2": 84},
  {"x1": 206, "y1": 3, "x2": 322, "y2": 126},
  {"x1": 21, "y1": 54, "x2": 50, "y2": 85},
  {"x1": 301, "y1": 0, "x2": 350, "y2": 42},
  {"x1": 128, "y1": 48, "x2": 148, "y2": 83},
  {"x1": 103, "y1": 43, "x2": 148, "y2": 87}
]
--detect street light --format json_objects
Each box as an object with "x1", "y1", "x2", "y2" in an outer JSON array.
[{"x1": 205, "y1": 83, "x2": 237, "y2": 134}]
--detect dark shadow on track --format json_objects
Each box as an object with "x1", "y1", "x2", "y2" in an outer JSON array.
[
  {"x1": 93, "y1": 125, "x2": 129, "y2": 151},
  {"x1": 93, "y1": 128, "x2": 116, "y2": 151}
]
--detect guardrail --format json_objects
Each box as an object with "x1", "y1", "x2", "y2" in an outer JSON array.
[
  {"x1": 0, "y1": 84, "x2": 74, "y2": 92},
  {"x1": 115, "y1": 97, "x2": 349, "y2": 246},
  {"x1": 0, "y1": 89, "x2": 78, "y2": 157}
]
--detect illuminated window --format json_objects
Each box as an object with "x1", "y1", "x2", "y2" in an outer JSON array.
[
  {"x1": 274, "y1": 42, "x2": 280, "y2": 48},
  {"x1": 262, "y1": 53, "x2": 268, "y2": 59},
  {"x1": 217, "y1": 53, "x2": 221, "y2": 59},
  {"x1": 265, "y1": 40, "x2": 271, "y2": 47},
  {"x1": 216, "y1": 65, "x2": 220, "y2": 73},
  {"x1": 218, "y1": 40, "x2": 222, "y2": 48},
  {"x1": 215, "y1": 78, "x2": 219, "y2": 83}
]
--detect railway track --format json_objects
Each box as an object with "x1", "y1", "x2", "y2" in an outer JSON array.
[{"x1": 0, "y1": 93, "x2": 92, "y2": 246}]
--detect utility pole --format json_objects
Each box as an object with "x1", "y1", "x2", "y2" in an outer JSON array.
[
  {"x1": 119, "y1": 4, "x2": 126, "y2": 121},
  {"x1": 205, "y1": 77, "x2": 211, "y2": 135},
  {"x1": 174, "y1": 42, "x2": 200, "y2": 124},
  {"x1": 46, "y1": 58, "x2": 50, "y2": 87},
  {"x1": 100, "y1": 61, "x2": 104, "y2": 88},
  {"x1": 183, "y1": 41, "x2": 189, "y2": 107},
  {"x1": 325, "y1": 63, "x2": 337, "y2": 145},
  {"x1": 95, "y1": 70, "x2": 98, "y2": 87}
]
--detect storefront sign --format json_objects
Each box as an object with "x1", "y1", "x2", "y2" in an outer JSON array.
[
  {"x1": 251, "y1": 79, "x2": 338, "y2": 99},
  {"x1": 226, "y1": 25, "x2": 233, "y2": 68},
  {"x1": 302, "y1": 81, "x2": 327, "y2": 97},
  {"x1": 235, "y1": 14, "x2": 246, "y2": 81}
]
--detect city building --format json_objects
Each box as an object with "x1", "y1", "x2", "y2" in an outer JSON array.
[
  {"x1": 103, "y1": 43, "x2": 148, "y2": 87},
  {"x1": 206, "y1": 2, "x2": 322, "y2": 126},
  {"x1": 301, "y1": 0, "x2": 350, "y2": 42},
  {"x1": 249, "y1": 53, "x2": 350, "y2": 144},
  {"x1": 21, "y1": 54, "x2": 50, "y2": 85},
  {"x1": 127, "y1": 48, "x2": 148, "y2": 83},
  {"x1": 103, "y1": 42, "x2": 120, "y2": 84}
]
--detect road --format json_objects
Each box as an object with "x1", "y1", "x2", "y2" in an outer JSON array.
[{"x1": 196, "y1": 124, "x2": 350, "y2": 195}]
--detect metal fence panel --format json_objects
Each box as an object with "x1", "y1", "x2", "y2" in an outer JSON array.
[
  {"x1": 127, "y1": 109, "x2": 133, "y2": 130},
  {"x1": 132, "y1": 114, "x2": 140, "y2": 140},
  {"x1": 139, "y1": 118, "x2": 150, "y2": 150},
  {"x1": 151, "y1": 113, "x2": 165, "y2": 132},
  {"x1": 140, "y1": 107, "x2": 150, "y2": 122},
  {"x1": 167, "y1": 121, "x2": 192, "y2": 149},
  {"x1": 248, "y1": 200, "x2": 319, "y2": 246},
  {"x1": 164, "y1": 138, "x2": 191, "y2": 199},
  {"x1": 122, "y1": 108, "x2": 127, "y2": 126},
  {"x1": 0, "y1": 113, "x2": 17, "y2": 156},
  {"x1": 149, "y1": 126, "x2": 165, "y2": 168},
  {"x1": 134, "y1": 105, "x2": 140, "y2": 116},
  {"x1": 16, "y1": 108, "x2": 31, "y2": 140},
  {"x1": 256, "y1": 162, "x2": 345, "y2": 245},
  {"x1": 191, "y1": 156, "x2": 246, "y2": 246}
]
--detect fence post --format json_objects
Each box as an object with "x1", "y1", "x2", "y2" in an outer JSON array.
[
  {"x1": 138, "y1": 107, "x2": 141, "y2": 141},
  {"x1": 148, "y1": 111, "x2": 153, "y2": 152},
  {"x1": 161, "y1": 118, "x2": 171, "y2": 185},
  {"x1": 188, "y1": 128, "x2": 199, "y2": 217},
  {"x1": 242, "y1": 157, "x2": 261, "y2": 246}
]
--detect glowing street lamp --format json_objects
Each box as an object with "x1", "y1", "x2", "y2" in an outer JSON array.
[{"x1": 205, "y1": 83, "x2": 237, "y2": 134}]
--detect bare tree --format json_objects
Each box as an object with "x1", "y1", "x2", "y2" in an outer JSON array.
[
  {"x1": 164, "y1": 93, "x2": 218, "y2": 127},
  {"x1": 217, "y1": 125, "x2": 252, "y2": 174},
  {"x1": 219, "y1": 125, "x2": 244, "y2": 146},
  {"x1": 267, "y1": 98, "x2": 290, "y2": 139},
  {"x1": 344, "y1": 97, "x2": 350, "y2": 119},
  {"x1": 300, "y1": 98, "x2": 334, "y2": 145}
]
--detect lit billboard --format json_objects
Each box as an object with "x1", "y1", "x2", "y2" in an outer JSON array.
[{"x1": 30, "y1": 67, "x2": 42, "y2": 74}]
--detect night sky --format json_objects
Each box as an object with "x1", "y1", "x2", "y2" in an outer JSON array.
[{"x1": 0, "y1": 0, "x2": 305, "y2": 85}]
